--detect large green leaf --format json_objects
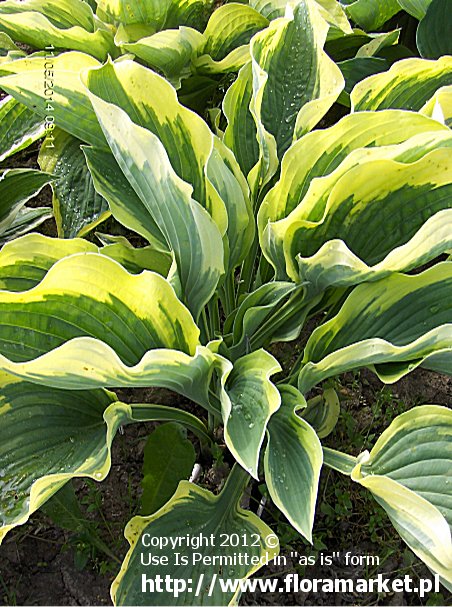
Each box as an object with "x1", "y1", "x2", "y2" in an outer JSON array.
[
  {"x1": 82, "y1": 75, "x2": 224, "y2": 319},
  {"x1": 0, "y1": 373, "x2": 210, "y2": 545},
  {"x1": 251, "y1": 0, "x2": 352, "y2": 35},
  {"x1": 249, "y1": 0, "x2": 344, "y2": 187},
  {"x1": 203, "y1": 3, "x2": 268, "y2": 60},
  {"x1": 38, "y1": 129, "x2": 110, "y2": 237},
  {"x1": 82, "y1": 59, "x2": 214, "y2": 210},
  {"x1": 0, "y1": 233, "x2": 171, "y2": 292},
  {"x1": 0, "y1": 234, "x2": 94, "y2": 292},
  {"x1": 342, "y1": 0, "x2": 400, "y2": 30},
  {"x1": 0, "y1": 95, "x2": 45, "y2": 162},
  {"x1": 283, "y1": 143, "x2": 452, "y2": 289},
  {"x1": 0, "y1": 252, "x2": 229, "y2": 410},
  {"x1": 0, "y1": 0, "x2": 99, "y2": 30},
  {"x1": 351, "y1": 405, "x2": 452, "y2": 585},
  {"x1": 325, "y1": 28, "x2": 401, "y2": 62},
  {"x1": 0, "y1": 371, "x2": 118, "y2": 542},
  {"x1": 0, "y1": 252, "x2": 198, "y2": 364},
  {"x1": 221, "y1": 350, "x2": 281, "y2": 478},
  {"x1": 0, "y1": 52, "x2": 105, "y2": 147},
  {"x1": 0, "y1": 0, "x2": 114, "y2": 60},
  {"x1": 83, "y1": 146, "x2": 169, "y2": 252},
  {"x1": 264, "y1": 385, "x2": 322, "y2": 542},
  {"x1": 194, "y1": 3, "x2": 268, "y2": 74},
  {"x1": 351, "y1": 56, "x2": 452, "y2": 111},
  {"x1": 115, "y1": 25, "x2": 204, "y2": 88},
  {"x1": 397, "y1": 0, "x2": 432, "y2": 20},
  {"x1": 165, "y1": 0, "x2": 212, "y2": 30},
  {"x1": 299, "y1": 262, "x2": 452, "y2": 392},
  {"x1": 141, "y1": 423, "x2": 196, "y2": 516},
  {"x1": 258, "y1": 111, "x2": 449, "y2": 279},
  {"x1": 97, "y1": 0, "x2": 171, "y2": 27},
  {"x1": 338, "y1": 57, "x2": 389, "y2": 104},
  {"x1": 416, "y1": 0, "x2": 452, "y2": 60},
  {"x1": 112, "y1": 465, "x2": 279, "y2": 606}
]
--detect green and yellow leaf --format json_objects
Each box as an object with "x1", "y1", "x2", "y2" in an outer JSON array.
[
  {"x1": 112, "y1": 466, "x2": 279, "y2": 606},
  {"x1": 299, "y1": 262, "x2": 452, "y2": 392},
  {"x1": 351, "y1": 56, "x2": 452, "y2": 111},
  {"x1": 351, "y1": 405, "x2": 452, "y2": 585},
  {"x1": 38, "y1": 129, "x2": 110, "y2": 237},
  {"x1": 265, "y1": 385, "x2": 322, "y2": 542}
]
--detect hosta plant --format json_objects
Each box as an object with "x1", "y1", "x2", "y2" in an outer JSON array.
[{"x1": 0, "y1": 0, "x2": 452, "y2": 605}]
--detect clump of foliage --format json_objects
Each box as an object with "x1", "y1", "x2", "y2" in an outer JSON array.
[{"x1": 0, "y1": 0, "x2": 451, "y2": 604}]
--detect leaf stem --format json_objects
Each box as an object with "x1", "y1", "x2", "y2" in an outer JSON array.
[
  {"x1": 129, "y1": 403, "x2": 212, "y2": 445},
  {"x1": 218, "y1": 463, "x2": 250, "y2": 508}
]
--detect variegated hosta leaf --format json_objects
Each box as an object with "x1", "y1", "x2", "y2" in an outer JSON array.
[
  {"x1": 258, "y1": 110, "x2": 449, "y2": 279},
  {"x1": 225, "y1": 281, "x2": 298, "y2": 359},
  {"x1": 416, "y1": 0, "x2": 452, "y2": 60},
  {"x1": 420, "y1": 85, "x2": 452, "y2": 127},
  {"x1": 0, "y1": 95, "x2": 45, "y2": 162},
  {"x1": 220, "y1": 350, "x2": 281, "y2": 478},
  {"x1": 249, "y1": 0, "x2": 344, "y2": 186},
  {"x1": 342, "y1": 0, "x2": 401, "y2": 30},
  {"x1": 351, "y1": 405, "x2": 452, "y2": 586},
  {"x1": 97, "y1": 237, "x2": 171, "y2": 277},
  {"x1": 298, "y1": 262, "x2": 452, "y2": 393},
  {"x1": 259, "y1": 110, "x2": 445, "y2": 226},
  {"x1": 82, "y1": 65, "x2": 224, "y2": 319},
  {"x1": 193, "y1": 3, "x2": 268, "y2": 75},
  {"x1": 223, "y1": 62, "x2": 259, "y2": 181},
  {"x1": 325, "y1": 27, "x2": 400, "y2": 62},
  {"x1": 82, "y1": 59, "x2": 212, "y2": 210},
  {"x1": 283, "y1": 143, "x2": 452, "y2": 290},
  {"x1": 264, "y1": 385, "x2": 322, "y2": 542},
  {"x1": 0, "y1": 0, "x2": 98, "y2": 30},
  {"x1": 0, "y1": 233, "x2": 171, "y2": 292},
  {"x1": 0, "y1": 252, "x2": 229, "y2": 411},
  {"x1": 38, "y1": 129, "x2": 110, "y2": 238},
  {"x1": 97, "y1": 0, "x2": 171, "y2": 28},
  {"x1": 165, "y1": 0, "x2": 212, "y2": 30},
  {"x1": 83, "y1": 146, "x2": 169, "y2": 252},
  {"x1": 0, "y1": 52, "x2": 106, "y2": 147},
  {"x1": 115, "y1": 25, "x2": 204, "y2": 88},
  {"x1": 0, "y1": 372, "x2": 118, "y2": 543},
  {"x1": 0, "y1": 0, "x2": 114, "y2": 60},
  {"x1": 0, "y1": 168, "x2": 53, "y2": 244},
  {"x1": 205, "y1": 138, "x2": 254, "y2": 272},
  {"x1": 0, "y1": 373, "x2": 209, "y2": 544},
  {"x1": 351, "y1": 56, "x2": 452, "y2": 111},
  {"x1": 250, "y1": 0, "x2": 352, "y2": 36},
  {"x1": 112, "y1": 466, "x2": 279, "y2": 606}
]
